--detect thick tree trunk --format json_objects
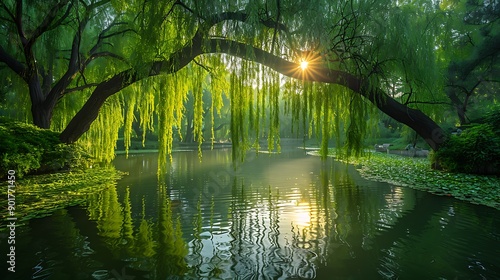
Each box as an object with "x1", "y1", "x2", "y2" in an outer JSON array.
[
  {"x1": 31, "y1": 103, "x2": 52, "y2": 129},
  {"x1": 59, "y1": 74, "x2": 125, "y2": 143},
  {"x1": 367, "y1": 90, "x2": 447, "y2": 151},
  {"x1": 28, "y1": 77, "x2": 53, "y2": 129},
  {"x1": 59, "y1": 93, "x2": 106, "y2": 143},
  {"x1": 60, "y1": 38, "x2": 202, "y2": 143}
]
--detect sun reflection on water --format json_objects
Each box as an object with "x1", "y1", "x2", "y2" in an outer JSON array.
[{"x1": 292, "y1": 203, "x2": 312, "y2": 227}]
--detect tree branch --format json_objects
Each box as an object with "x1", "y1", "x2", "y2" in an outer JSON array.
[
  {"x1": 88, "y1": 20, "x2": 132, "y2": 56},
  {"x1": 61, "y1": 37, "x2": 445, "y2": 151},
  {"x1": 42, "y1": 4, "x2": 92, "y2": 110},
  {"x1": 47, "y1": 1, "x2": 74, "y2": 31},
  {"x1": 26, "y1": 0, "x2": 71, "y2": 50},
  {"x1": 15, "y1": 0, "x2": 27, "y2": 45},
  {"x1": 87, "y1": 51, "x2": 126, "y2": 63},
  {"x1": 99, "y1": 28, "x2": 135, "y2": 39},
  {"x1": 173, "y1": 0, "x2": 197, "y2": 17},
  {"x1": 192, "y1": 58, "x2": 212, "y2": 72},
  {"x1": 64, "y1": 83, "x2": 100, "y2": 94},
  {"x1": 0, "y1": 45, "x2": 26, "y2": 78},
  {"x1": 87, "y1": 0, "x2": 111, "y2": 10},
  {"x1": 405, "y1": 101, "x2": 452, "y2": 106},
  {"x1": 0, "y1": 1, "x2": 15, "y2": 22}
]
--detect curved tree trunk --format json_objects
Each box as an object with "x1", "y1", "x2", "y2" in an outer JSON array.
[
  {"x1": 59, "y1": 72, "x2": 139, "y2": 143},
  {"x1": 60, "y1": 38, "x2": 446, "y2": 150},
  {"x1": 367, "y1": 90, "x2": 446, "y2": 151}
]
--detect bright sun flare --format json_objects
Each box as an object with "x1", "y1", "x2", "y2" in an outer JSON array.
[{"x1": 300, "y1": 60, "x2": 309, "y2": 70}]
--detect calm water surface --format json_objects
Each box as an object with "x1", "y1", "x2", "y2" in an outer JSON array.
[{"x1": 2, "y1": 148, "x2": 499, "y2": 279}]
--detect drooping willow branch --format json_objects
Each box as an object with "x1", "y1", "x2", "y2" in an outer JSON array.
[{"x1": 60, "y1": 37, "x2": 445, "y2": 150}]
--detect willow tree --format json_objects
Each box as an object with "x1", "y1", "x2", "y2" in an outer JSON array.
[
  {"x1": 439, "y1": 0, "x2": 500, "y2": 125},
  {"x1": 1, "y1": 0, "x2": 455, "y2": 161}
]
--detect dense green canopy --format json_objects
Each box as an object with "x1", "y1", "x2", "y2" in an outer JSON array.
[{"x1": 0, "y1": 0, "x2": 498, "y2": 166}]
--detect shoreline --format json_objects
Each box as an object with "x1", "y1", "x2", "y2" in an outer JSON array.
[{"x1": 309, "y1": 150, "x2": 500, "y2": 210}]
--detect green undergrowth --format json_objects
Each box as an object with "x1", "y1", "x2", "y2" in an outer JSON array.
[
  {"x1": 314, "y1": 150, "x2": 500, "y2": 210},
  {"x1": 0, "y1": 117, "x2": 93, "y2": 178},
  {"x1": 0, "y1": 167, "x2": 125, "y2": 230}
]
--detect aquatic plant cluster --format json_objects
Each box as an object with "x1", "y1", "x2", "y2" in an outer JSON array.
[
  {"x1": 315, "y1": 151, "x2": 500, "y2": 209},
  {"x1": 357, "y1": 153, "x2": 500, "y2": 209}
]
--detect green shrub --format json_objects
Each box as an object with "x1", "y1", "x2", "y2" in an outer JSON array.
[
  {"x1": 484, "y1": 104, "x2": 500, "y2": 132},
  {"x1": 434, "y1": 123, "x2": 500, "y2": 174},
  {"x1": 0, "y1": 118, "x2": 93, "y2": 177},
  {"x1": 40, "y1": 143, "x2": 93, "y2": 173}
]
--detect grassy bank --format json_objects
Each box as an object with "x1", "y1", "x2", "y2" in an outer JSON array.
[
  {"x1": 0, "y1": 167, "x2": 124, "y2": 230},
  {"x1": 0, "y1": 118, "x2": 128, "y2": 229},
  {"x1": 314, "y1": 150, "x2": 500, "y2": 210},
  {"x1": 0, "y1": 117, "x2": 92, "y2": 178}
]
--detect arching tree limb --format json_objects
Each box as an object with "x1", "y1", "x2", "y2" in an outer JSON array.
[{"x1": 60, "y1": 38, "x2": 446, "y2": 150}]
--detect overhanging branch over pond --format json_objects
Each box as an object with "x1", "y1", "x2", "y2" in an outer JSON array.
[{"x1": 60, "y1": 37, "x2": 446, "y2": 150}]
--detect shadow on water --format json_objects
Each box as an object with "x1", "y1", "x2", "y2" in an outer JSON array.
[{"x1": 1, "y1": 148, "x2": 499, "y2": 279}]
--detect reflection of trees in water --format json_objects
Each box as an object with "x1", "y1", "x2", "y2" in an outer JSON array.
[
  {"x1": 155, "y1": 183, "x2": 188, "y2": 279},
  {"x1": 112, "y1": 154, "x2": 419, "y2": 279},
  {"x1": 81, "y1": 153, "x2": 494, "y2": 279},
  {"x1": 318, "y1": 163, "x2": 408, "y2": 277},
  {"x1": 84, "y1": 155, "x2": 499, "y2": 279},
  {"x1": 184, "y1": 165, "x2": 336, "y2": 279},
  {"x1": 91, "y1": 155, "x2": 481, "y2": 279},
  {"x1": 24, "y1": 209, "x2": 98, "y2": 279},
  {"x1": 182, "y1": 160, "x2": 423, "y2": 279},
  {"x1": 86, "y1": 184, "x2": 188, "y2": 278}
]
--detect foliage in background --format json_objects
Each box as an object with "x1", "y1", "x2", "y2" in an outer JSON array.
[
  {"x1": 433, "y1": 106, "x2": 500, "y2": 175},
  {"x1": 0, "y1": 117, "x2": 93, "y2": 177}
]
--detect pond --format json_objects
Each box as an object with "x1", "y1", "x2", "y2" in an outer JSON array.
[{"x1": 1, "y1": 147, "x2": 499, "y2": 279}]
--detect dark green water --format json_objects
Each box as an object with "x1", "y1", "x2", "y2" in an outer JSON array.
[{"x1": 2, "y1": 148, "x2": 499, "y2": 279}]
